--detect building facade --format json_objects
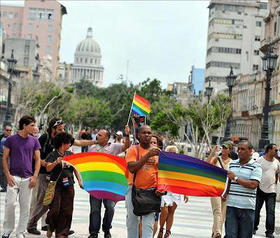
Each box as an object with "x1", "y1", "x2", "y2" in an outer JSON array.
[
  {"x1": 190, "y1": 66, "x2": 205, "y2": 95},
  {"x1": 0, "y1": 0, "x2": 67, "y2": 78},
  {"x1": 71, "y1": 27, "x2": 104, "y2": 87},
  {"x1": 205, "y1": 0, "x2": 268, "y2": 93}
]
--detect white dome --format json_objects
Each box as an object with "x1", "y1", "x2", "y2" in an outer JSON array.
[{"x1": 75, "y1": 27, "x2": 101, "y2": 55}]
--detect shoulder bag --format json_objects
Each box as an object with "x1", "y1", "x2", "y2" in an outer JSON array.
[{"x1": 131, "y1": 145, "x2": 161, "y2": 216}]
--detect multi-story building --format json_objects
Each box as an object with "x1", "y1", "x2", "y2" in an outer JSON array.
[
  {"x1": 260, "y1": 0, "x2": 280, "y2": 145},
  {"x1": 190, "y1": 66, "x2": 205, "y2": 95},
  {"x1": 0, "y1": 0, "x2": 67, "y2": 78},
  {"x1": 57, "y1": 62, "x2": 72, "y2": 86},
  {"x1": 205, "y1": 0, "x2": 268, "y2": 94},
  {"x1": 71, "y1": 27, "x2": 104, "y2": 87}
]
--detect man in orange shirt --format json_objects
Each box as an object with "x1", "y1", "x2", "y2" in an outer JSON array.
[{"x1": 125, "y1": 125, "x2": 160, "y2": 238}]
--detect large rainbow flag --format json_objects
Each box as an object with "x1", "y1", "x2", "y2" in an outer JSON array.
[
  {"x1": 157, "y1": 151, "x2": 229, "y2": 197},
  {"x1": 131, "y1": 93, "x2": 151, "y2": 117},
  {"x1": 62, "y1": 152, "x2": 128, "y2": 202}
]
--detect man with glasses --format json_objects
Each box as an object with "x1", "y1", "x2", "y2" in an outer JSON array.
[
  {"x1": 88, "y1": 126, "x2": 130, "y2": 238},
  {"x1": 27, "y1": 118, "x2": 95, "y2": 235},
  {"x1": 254, "y1": 143, "x2": 279, "y2": 238},
  {"x1": 0, "y1": 125, "x2": 12, "y2": 192}
]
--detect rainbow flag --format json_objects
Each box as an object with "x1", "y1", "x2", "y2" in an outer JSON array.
[
  {"x1": 131, "y1": 93, "x2": 151, "y2": 117},
  {"x1": 62, "y1": 152, "x2": 128, "y2": 202},
  {"x1": 157, "y1": 151, "x2": 229, "y2": 197}
]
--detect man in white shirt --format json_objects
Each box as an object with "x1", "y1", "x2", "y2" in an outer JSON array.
[{"x1": 254, "y1": 143, "x2": 279, "y2": 238}]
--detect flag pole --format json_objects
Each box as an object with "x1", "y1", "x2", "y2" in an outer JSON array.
[{"x1": 127, "y1": 92, "x2": 136, "y2": 125}]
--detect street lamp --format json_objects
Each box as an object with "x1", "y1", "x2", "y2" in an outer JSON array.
[
  {"x1": 258, "y1": 45, "x2": 278, "y2": 150},
  {"x1": 224, "y1": 66, "x2": 237, "y2": 141},
  {"x1": 3, "y1": 49, "x2": 17, "y2": 127},
  {"x1": 205, "y1": 79, "x2": 213, "y2": 104}
]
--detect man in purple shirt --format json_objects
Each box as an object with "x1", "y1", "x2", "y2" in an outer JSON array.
[{"x1": 1, "y1": 115, "x2": 41, "y2": 238}]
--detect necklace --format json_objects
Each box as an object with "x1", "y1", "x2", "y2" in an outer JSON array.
[{"x1": 57, "y1": 150, "x2": 65, "y2": 157}]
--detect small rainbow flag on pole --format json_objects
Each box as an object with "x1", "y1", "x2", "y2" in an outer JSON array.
[
  {"x1": 157, "y1": 152, "x2": 229, "y2": 197},
  {"x1": 62, "y1": 152, "x2": 128, "y2": 202},
  {"x1": 131, "y1": 93, "x2": 151, "y2": 117}
]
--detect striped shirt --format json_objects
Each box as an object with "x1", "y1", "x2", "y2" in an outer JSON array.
[{"x1": 227, "y1": 158, "x2": 262, "y2": 210}]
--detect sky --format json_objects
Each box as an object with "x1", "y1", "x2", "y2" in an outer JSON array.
[{"x1": 3, "y1": 0, "x2": 210, "y2": 88}]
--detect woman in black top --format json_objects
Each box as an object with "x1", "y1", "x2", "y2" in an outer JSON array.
[{"x1": 45, "y1": 132, "x2": 83, "y2": 238}]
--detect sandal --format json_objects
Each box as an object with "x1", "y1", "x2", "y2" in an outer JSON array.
[
  {"x1": 164, "y1": 230, "x2": 171, "y2": 238},
  {"x1": 157, "y1": 228, "x2": 164, "y2": 238}
]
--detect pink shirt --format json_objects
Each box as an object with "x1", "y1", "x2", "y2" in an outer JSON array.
[{"x1": 89, "y1": 143, "x2": 123, "y2": 155}]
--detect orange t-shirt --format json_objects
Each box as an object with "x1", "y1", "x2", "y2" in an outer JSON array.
[{"x1": 125, "y1": 145, "x2": 158, "y2": 189}]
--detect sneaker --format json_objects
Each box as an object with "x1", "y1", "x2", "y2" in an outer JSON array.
[
  {"x1": 104, "y1": 231, "x2": 111, "y2": 238},
  {"x1": 0, "y1": 188, "x2": 6, "y2": 192},
  {"x1": 68, "y1": 230, "x2": 75, "y2": 235},
  {"x1": 253, "y1": 230, "x2": 257, "y2": 235},
  {"x1": 266, "y1": 233, "x2": 275, "y2": 238},
  {"x1": 2, "y1": 234, "x2": 10, "y2": 238},
  {"x1": 28, "y1": 228, "x2": 41, "y2": 235},
  {"x1": 41, "y1": 226, "x2": 48, "y2": 231}
]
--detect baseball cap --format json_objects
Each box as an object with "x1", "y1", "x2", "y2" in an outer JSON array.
[{"x1": 222, "y1": 142, "x2": 232, "y2": 149}]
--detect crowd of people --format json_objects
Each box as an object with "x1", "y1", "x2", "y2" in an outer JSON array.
[{"x1": 0, "y1": 115, "x2": 280, "y2": 238}]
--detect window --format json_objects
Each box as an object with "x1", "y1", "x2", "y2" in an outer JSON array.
[
  {"x1": 255, "y1": 36, "x2": 261, "y2": 41},
  {"x1": 24, "y1": 45, "x2": 30, "y2": 54},
  {"x1": 253, "y1": 65, "x2": 259, "y2": 71},
  {"x1": 24, "y1": 57, "x2": 29, "y2": 66},
  {"x1": 8, "y1": 12, "x2": 13, "y2": 18},
  {"x1": 206, "y1": 61, "x2": 240, "y2": 69},
  {"x1": 90, "y1": 58, "x2": 93, "y2": 64},
  {"x1": 38, "y1": 9, "x2": 45, "y2": 19},
  {"x1": 14, "y1": 12, "x2": 18, "y2": 18},
  {"x1": 28, "y1": 23, "x2": 33, "y2": 31},
  {"x1": 13, "y1": 23, "x2": 17, "y2": 31},
  {"x1": 29, "y1": 8, "x2": 36, "y2": 20},
  {"x1": 47, "y1": 35, "x2": 52, "y2": 43},
  {"x1": 256, "y1": 21, "x2": 262, "y2": 27},
  {"x1": 48, "y1": 25, "x2": 53, "y2": 32},
  {"x1": 85, "y1": 58, "x2": 88, "y2": 63},
  {"x1": 80, "y1": 58, "x2": 83, "y2": 63},
  {"x1": 260, "y1": 2, "x2": 267, "y2": 9},
  {"x1": 254, "y1": 50, "x2": 259, "y2": 55},
  {"x1": 47, "y1": 13, "x2": 53, "y2": 20},
  {"x1": 3, "y1": 11, "x2": 7, "y2": 17},
  {"x1": 46, "y1": 45, "x2": 51, "y2": 54}
]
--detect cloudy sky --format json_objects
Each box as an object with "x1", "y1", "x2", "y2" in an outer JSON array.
[{"x1": 4, "y1": 1, "x2": 210, "y2": 87}]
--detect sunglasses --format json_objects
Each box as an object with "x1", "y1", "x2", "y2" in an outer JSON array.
[
  {"x1": 52, "y1": 119, "x2": 63, "y2": 128},
  {"x1": 5, "y1": 129, "x2": 12, "y2": 131}
]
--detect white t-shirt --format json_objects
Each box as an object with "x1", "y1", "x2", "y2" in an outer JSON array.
[{"x1": 256, "y1": 156, "x2": 280, "y2": 193}]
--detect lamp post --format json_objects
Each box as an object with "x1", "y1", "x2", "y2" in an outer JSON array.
[
  {"x1": 224, "y1": 66, "x2": 237, "y2": 141},
  {"x1": 205, "y1": 80, "x2": 213, "y2": 104},
  {"x1": 258, "y1": 45, "x2": 278, "y2": 150},
  {"x1": 3, "y1": 49, "x2": 17, "y2": 127}
]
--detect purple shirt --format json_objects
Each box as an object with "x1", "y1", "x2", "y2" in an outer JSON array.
[
  {"x1": 4, "y1": 134, "x2": 41, "y2": 178},
  {"x1": 89, "y1": 143, "x2": 123, "y2": 155}
]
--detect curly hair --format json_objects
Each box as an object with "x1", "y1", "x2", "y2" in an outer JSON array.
[{"x1": 53, "y1": 132, "x2": 73, "y2": 150}]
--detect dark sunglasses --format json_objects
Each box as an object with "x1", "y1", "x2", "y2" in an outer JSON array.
[
  {"x1": 5, "y1": 129, "x2": 12, "y2": 131},
  {"x1": 52, "y1": 119, "x2": 63, "y2": 128}
]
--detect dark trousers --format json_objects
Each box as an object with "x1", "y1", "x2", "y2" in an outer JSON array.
[
  {"x1": 0, "y1": 154, "x2": 7, "y2": 190},
  {"x1": 89, "y1": 195, "x2": 116, "y2": 234},
  {"x1": 254, "y1": 188, "x2": 276, "y2": 235},
  {"x1": 225, "y1": 206, "x2": 255, "y2": 238},
  {"x1": 46, "y1": 184, "x2": 74, "y2": 237},
  {"x1": 81, "y1": 146, "x2": 88, "y2": 152}
]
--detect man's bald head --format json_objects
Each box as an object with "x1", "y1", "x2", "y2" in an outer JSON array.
[{"x1": 139, "y1": 125, "x2": 151, "y2": 133}]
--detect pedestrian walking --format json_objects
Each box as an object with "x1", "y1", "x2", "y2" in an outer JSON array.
[
  {"x1": 125, "y1": 125, "x2": 160, "y2": 238},
  {"x1": 254, "y1": 143, "x2": 280, "y2": 238},
  {"x1": 45, "y1": 132, "x2": 83, "y2": 238},
  {"x1": 225, "y1": 140, "x2": 262, "y2": 238},
  {"x1": 0, "y1": 124, "x2": 12, "y2": 192},
  {"x1": 206, "y1": 143, "x2": 231, "y2": 238},
  {"x1": 88, "y1": 125, "x2": 130, "y2": 238},
  {"x1": 1, "y1": 115, "x2": 41, "y2": 238}
]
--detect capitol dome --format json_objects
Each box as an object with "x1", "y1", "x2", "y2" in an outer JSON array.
[
  {"x1": 75, "y1": 27, "x2": 101, "y2": 55},
  {"x1": 71, "y1": 27, "x2": 104, "y2": 87}
]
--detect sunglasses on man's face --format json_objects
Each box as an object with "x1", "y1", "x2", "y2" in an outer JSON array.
[
  {"x1": 5, "y1": 129, "x2": 12, "y2": 131},
  {"x1": 52, "y1": 120, "x2": 63, "y2": 128}
]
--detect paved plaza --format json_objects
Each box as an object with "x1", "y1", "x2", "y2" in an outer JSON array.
[{"x1": 1, "y1": 185, "x2": 280, "y2": 237}]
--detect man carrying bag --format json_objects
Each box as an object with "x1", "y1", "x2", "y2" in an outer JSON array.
[{"x1": 125, "y1": 125, "x2": 161, "y2": 238}]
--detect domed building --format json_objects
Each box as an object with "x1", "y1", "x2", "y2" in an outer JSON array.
[{"x1": 71, "y1": 27, "x2": 104, "y2": 86}]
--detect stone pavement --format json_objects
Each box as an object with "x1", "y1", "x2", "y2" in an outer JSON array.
[{"x1": 1, "y1": 185, "x2": 280, "y2": 237}]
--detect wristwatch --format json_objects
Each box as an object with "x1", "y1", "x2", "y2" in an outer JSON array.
[{"x1": 234, "y1": 176, "x2": 239, "y2": 182}]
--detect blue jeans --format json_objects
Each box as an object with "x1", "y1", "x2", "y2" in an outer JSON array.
[
  {"x1": 225, "y1": 206, "x2": 255, "y2": 238},
  {"x1": 254, "y1": 188, "x2": 276, "y2": 235},
  {"x1": 89, "y1": 195, "x2": 116, "y2": 234},
  {"x1": 125, "y1": 186, "x2": 155, "y2": 238}
]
